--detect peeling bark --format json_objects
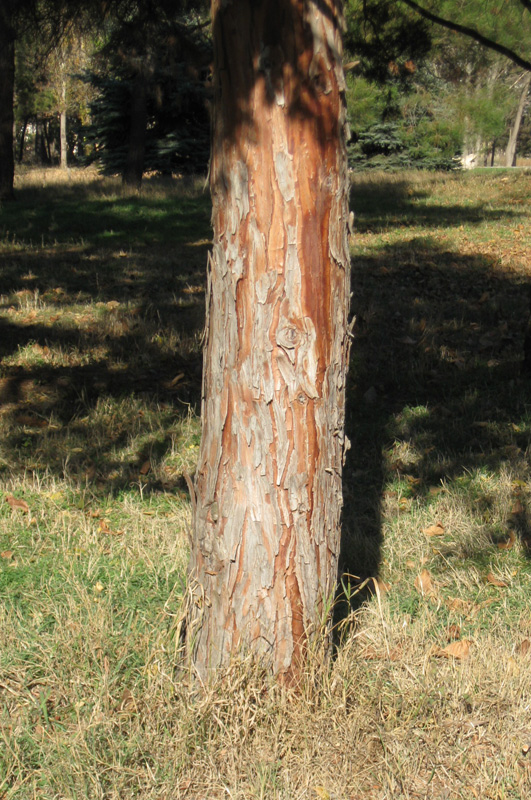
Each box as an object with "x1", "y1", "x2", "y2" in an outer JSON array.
[{"x1": 187, "y1": 0, "x2": 351, "y2": 683}]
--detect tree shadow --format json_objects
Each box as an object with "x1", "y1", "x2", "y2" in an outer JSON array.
[
  {"x1": 0, "y1": 175, "x2": 210, "y2": 495},
  {"x1": 337, "y1": 174, "x2": 531, "y2": 621}
]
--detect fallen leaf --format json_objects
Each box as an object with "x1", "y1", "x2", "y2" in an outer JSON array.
[
  {"x1": 433, "y1": 640, "x2": 472, "y2": 659},
  {"x1": 15, "y1": 414, "x2": 48, "y2": 428},
  {"x1": 498, "y1": 530, "x2": 516, "y2": 550},
  {"x1": 506, "y1": 655, "x2": 519, "y2": 676},
  {"x1": 511, "y1": 500, "x2": 524, "y2": 515},
  {"x1": 1, "y1": 550, "x2": 14, "y2": 560},
  {"x1": 486, "y1": 572, "x2": 508, "y2": 588},
  {"x1": 94, "y1": 581, "x2": 104, "y2": 593},
  {"x1": 447, "y1": 624, "x2": 461, "y2": 641},
  {"x1": 98, "y1": 521, "x2": 123, "y2": 537},
  {"x1": 423, "y1": 522, "x2": 445, "y2": 537},
  {"x1": 446, "y1": 597, "x2": 472, "y2": 612},
  {"x1": 517, "y1": 639, "x2": 530, "y2": 657},
  {"x1": 139, "y1": 460, "x2": 151, "y2": 475},
  {"x1": 415, "y1": 569, "x2": 435, "y2": 596},
  {"x1": 6, "y1": 495, "x2": 30, "y2": 514},
  {"x1": 116, "y1": 687, "x2": 136, "y2": 713}
]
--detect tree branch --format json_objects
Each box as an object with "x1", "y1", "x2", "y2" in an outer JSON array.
[{"x1": 399, "y1": 0, "x2": 531, "y2": 72}]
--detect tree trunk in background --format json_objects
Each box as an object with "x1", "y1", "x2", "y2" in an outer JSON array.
[
  {"x1": 506, "y1": 72, "x2": 531, "y2": 167},
  {"x1": 0, "y1": 8, "x2": 15, "y2": 201},
  {"x1": 187, "y1": 0, "x2": 351, "y2": 684},
  {"x1": 461, "y1": 119, "x2": 483, "y2": 169},
  {"x1": 18, "y1": 118, "x2": 28, "y2": 163},
  {"x1": 122, "y1": 67, "x2": 148, "y2": 187},
  {"x1": 60, "y1": 70, "x2": 68, "y2": 170}
]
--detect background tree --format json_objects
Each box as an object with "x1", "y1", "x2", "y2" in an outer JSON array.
[
  {"x1": 186, "y1": 0, "x2": 351, "y2": 683},
  {"x1": 84, "y1": 7, "x2": 211, "y2": 182},
  {"x1": 0, "y1": 0, "x2": 20, "y2": 200},
  {"x1": 343, "y1": 0, "x2": 531, "y2": 168},
  {"x1": 398, "y1": 0, "x2": 531, "y2": 164},
  {"x1": 1, "y1": 0, "x2": 92, "y2": 196}
]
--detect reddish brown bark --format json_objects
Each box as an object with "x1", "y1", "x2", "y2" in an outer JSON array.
[{"x1": 187, "y1": 0, "x2": 351, "y2": 683}]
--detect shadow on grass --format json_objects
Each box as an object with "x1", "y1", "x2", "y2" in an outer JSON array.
[
  {"x1": 337, "y1": 177, "x2": 531, "y2": 619},
  {"x1": 0, "y1": 175, "x2": 210, "y2": 494},
  {"x1": 2, "y1": 171, "x2": 531, "y2": 557},
  {"x1": 350, "y1": 174, "x2": 524, "y2": 232}
]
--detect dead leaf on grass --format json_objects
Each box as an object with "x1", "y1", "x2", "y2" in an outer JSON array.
[
  {"x1": 498, "y1": 530, "x2": 516, "y2": 550},
  {"x1": 98, "y1": 520, "x2": 123, "y2": 537},
  {"x1": 313, "y1": 786, "x2": 332, "y2": 800},
  {"x1": 517, "y1": 639, "x2": 530, "y2": 657},
  {"x1": 5, "y1": 495, "x2": 30, "y2": 514},
  {"x1": 15, "y1": 414, "x2": 48, "y2": 428},
  {"x1": 511, "y1": 499, "x2": 524, "y2": 515},
  {"x1": 139, "y1": 460, "x2": 151, "y2": 475},
  {"x1": 1, "y1": 550, "x2": 14, "y2": 560},
  {"x1": 116, "y1": 687, "x2": 137, "y2": 713},
  {"x1": 446, "y1": 597, "x2": 473, "y2": 613},
  {"x1": 432, "y1": 639, "x2": 472, "y2": 660},
  {"x1": 486, "y1": 572, "x2": 508, "y2": 588},
  {"x1": 370, "y1": 577, "x2": 391, "y2": 594},
  {"x1": 423, "y1": 521, "x2": 445, "y2": 537},
  {"x1": 447, "y1": 624, "x2": 461, "y2": 641},
  {"x1": 415, "y1": 569, "x2": 436, "y2": 597}
]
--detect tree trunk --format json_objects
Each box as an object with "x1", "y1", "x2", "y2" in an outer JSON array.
[
  {"x1": 43, "y1": 120, "x2": 53, "y2": 163},
  {"x1": 187, "y1": 0, "x2": 351, "y2": 684},
  {"x1": 18, "y1": 117, "x2": 28, "y2": 163},
  {"x1": 122, "y1": 67, "x2": 148, "y2": 188},
  {"x1": 35, "y1": 118, "x2": 49, "y2": 163},
  {"x1": 0, "y1": 8, "x2": 15, "y2": 201},
  {"x1": 60, "y1": 72, "x2": 68, "y2": 170},
  {"x1": 506, "y1": 72, "x2": 531, "y2": 167}
]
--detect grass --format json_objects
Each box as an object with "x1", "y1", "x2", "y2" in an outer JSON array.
[{"x1": 1, "y1": 165, "x2": 531, "y2": 799}]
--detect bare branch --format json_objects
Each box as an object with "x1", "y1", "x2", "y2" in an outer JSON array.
[{"x1": 399, "y1": 0, "x2": 531, "y2": 73}]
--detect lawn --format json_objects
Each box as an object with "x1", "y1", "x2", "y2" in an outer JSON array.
[{"x1": 1, "y1": 166, "x2": 530, "y2": 799}]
